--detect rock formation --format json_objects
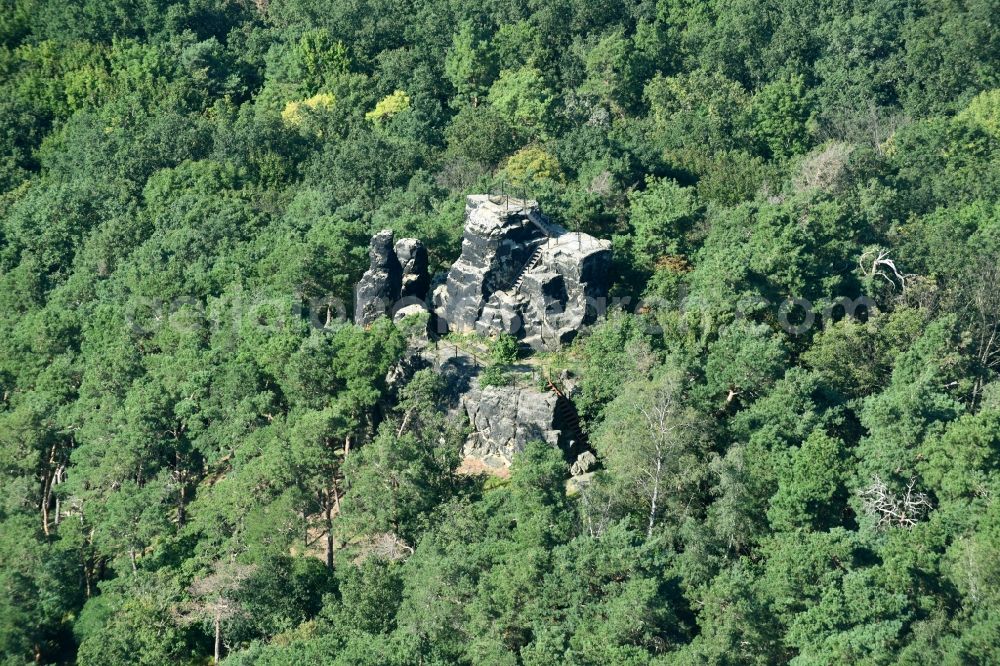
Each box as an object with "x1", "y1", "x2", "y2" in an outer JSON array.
[
  {"x1": 461, "y1": 383, "x2": 564, "y2": 470},
  {"x1": 355, "y1": 196, "x2": 611, "y2": 471},
  {"x1": 433, "y1": 195, "x2": 611, "y2": 350},
  {"x1": 418, "y1": 343, "x2": 589, "y2": 469},
  {"x1": 354, "y1": 230, "x2": 429, "y2": 326},
  {"x1": 394, "y1": 237, "x2": 428, "y2": 300},
  {"x1": 571, "y1": 451, "x2": 597, "y2": 476}
]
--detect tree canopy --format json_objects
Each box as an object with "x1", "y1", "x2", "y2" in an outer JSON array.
[{"x1": 0, "y1": 0, "x2": 997, "y2": 663}]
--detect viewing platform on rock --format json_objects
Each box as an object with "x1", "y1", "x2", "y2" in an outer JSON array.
[
  {"x1": 352, "y1": 194, "x2": 613, "y2": 351},
  {"x1": 433, "y1": 195, "x2": 612, "y2": 351}
]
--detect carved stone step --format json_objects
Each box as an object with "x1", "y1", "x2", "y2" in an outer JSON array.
[{"x1": 510, "y1": 246, "x2": 544, "y2": 292}]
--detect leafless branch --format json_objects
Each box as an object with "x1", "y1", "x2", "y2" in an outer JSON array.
[
  {"x1": 859, "y1": 475, "x2": 932, "y2": 529},
  {"x1": 859, "y1": 247, "x2": 912, "y2": 291}
]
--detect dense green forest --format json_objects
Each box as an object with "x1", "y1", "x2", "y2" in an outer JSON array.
[{"x1": 0, "y1": 0, "x2": 998, "y2": 663}]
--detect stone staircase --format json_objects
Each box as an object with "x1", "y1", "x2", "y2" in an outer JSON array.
[
  {"x1": 526, "y1": 209, "x2": 557, "y2": 238},
  {"x1": 509, "y1": 246, "x2": 544, "y2": 292},
  {"x1": 547, "y1": 380, "x2": 588, "y2": 450}
]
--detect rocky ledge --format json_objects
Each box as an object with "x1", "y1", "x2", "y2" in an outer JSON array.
[
  {"x1": 460, "y1": 383, "x2": 564, "y2": 469},
  {"x1": 354, "y1": 195, "x2": 612, "y2": 351}
]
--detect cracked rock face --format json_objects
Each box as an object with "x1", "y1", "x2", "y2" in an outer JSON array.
[
  {"x1": 461, "y1": 383, "x2": 564, "y2": 468},
  {"x1": 571, "y1": 451, "x2": 597, "y2": 476},
  {"x1": 354, "y1": 230, "x2": 429, "y2": 326},
  {"x1": 519, "y1": 233, "x2": 613, "y2": 348},
  {"x1": 355, "y1": 230, "x2": 401, "y2": 327},
  {"x1": 418, "y1": 322, "x2": 588, "y2": 469},
  {"x1": 394, "y1": 237, "x2": 429, "y2": 301},
  {"x1": 435, "y1": 196, "x2": 543, "y2": 334},
  {"x1": 434, "y1": 195, "x2": 611, "y2": 350}
]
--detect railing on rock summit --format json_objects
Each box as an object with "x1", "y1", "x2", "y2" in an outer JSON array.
[{"x1": 486, "y1": 177, "x2": 535, "y2": 216}]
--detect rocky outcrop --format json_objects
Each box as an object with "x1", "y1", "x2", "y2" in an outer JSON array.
[
  {"x1": 353, "y1": 196, "x2": 610, "y2": 471},
  {"x1": 394, "y1": 237, "x2": 429, "y2": 301},
  {"x1": 355, "y1": 230, "x2": 429, "y2": 326},
  {"x1": 420, "y1": 342, "x2": 579, "y2": 469},
  {"x1": 433, "y1": 196, "x2": 611, "y2": 350},
  {"x1": 385, "y1": 350, "x2": 431, "y2": 398},
  {"x1": 571, "y1": 451, "x2": 597, "y2": 476},
  {"x1": 433, "y1": 196, "x2": 543, "y2": 333},
  {"x1": 507, "y1": 232, "x2": 612, "y2": 348},
  {"x1": 355, "y1": 230, "x2": 401, "y2": 327},
  {"x1": 461, "y1": 383, "x2": 565, "y2": 469}
]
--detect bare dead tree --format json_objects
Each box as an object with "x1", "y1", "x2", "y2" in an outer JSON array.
[
  {"x1": 793, "y1": 141, "x2": 854, "y2": 193},
  {"x1": 859, "y1": 247, "x2": 912, "y2": 291},
  {"x1": 352, "y1": 532, "x2": 414, "y2": 564},
  {"x1": 178, "y1": 561, "x2": 256, "y2": 664},
  {"x1": 859, "y1": 475, "x2": 933, "y2": 529},
  {"x1": 586, "y1": 170, "x2": 614, "y2": 196},
  {"x1": 578, "y1": 478, "x2": 616, "y2": 539}
]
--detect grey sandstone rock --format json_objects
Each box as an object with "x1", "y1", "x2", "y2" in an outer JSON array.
[
  {"x1": 437, "y1": 196, "x2": 544, "y2": 333},
  {"x1": 434, "y1": 195, "x2": 611, "y2": 350},
  {"x1": 461, "y1": 382, "x2": 563, "y2": 468},
  {"x1": 354, "y1": 231, "x2": 430, "y2": 326},
  {"x1": 392, "y1": 302, "x2": 429, "y2": 323},
  {"x1": 418, "y1": 330, "x2": 596, "y2": 470},
  {"x1": 394, "y1": 237, "x2": 429, "y2": 300},
  {"x1": 525, "y1": 232, "x2": 612, "y2": 348},
  {"x1": 384, "y1": 351, "x2": 430, "y2": 401},
  {"x1": 352, "y1": 196, "x2": 610, "y2": 471},
  {"x1": 566, "y1": 471, "x2": 596, "y2": 495},
  {"x1": 355, "y1": 229, "x2": 402, "y2": 327},
  {"x1": 393, "y1": 303, "x2": 431, "y2": 343},
  {"x1": 571, "y1": 451, "x2": 597, "y2": 476}
]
